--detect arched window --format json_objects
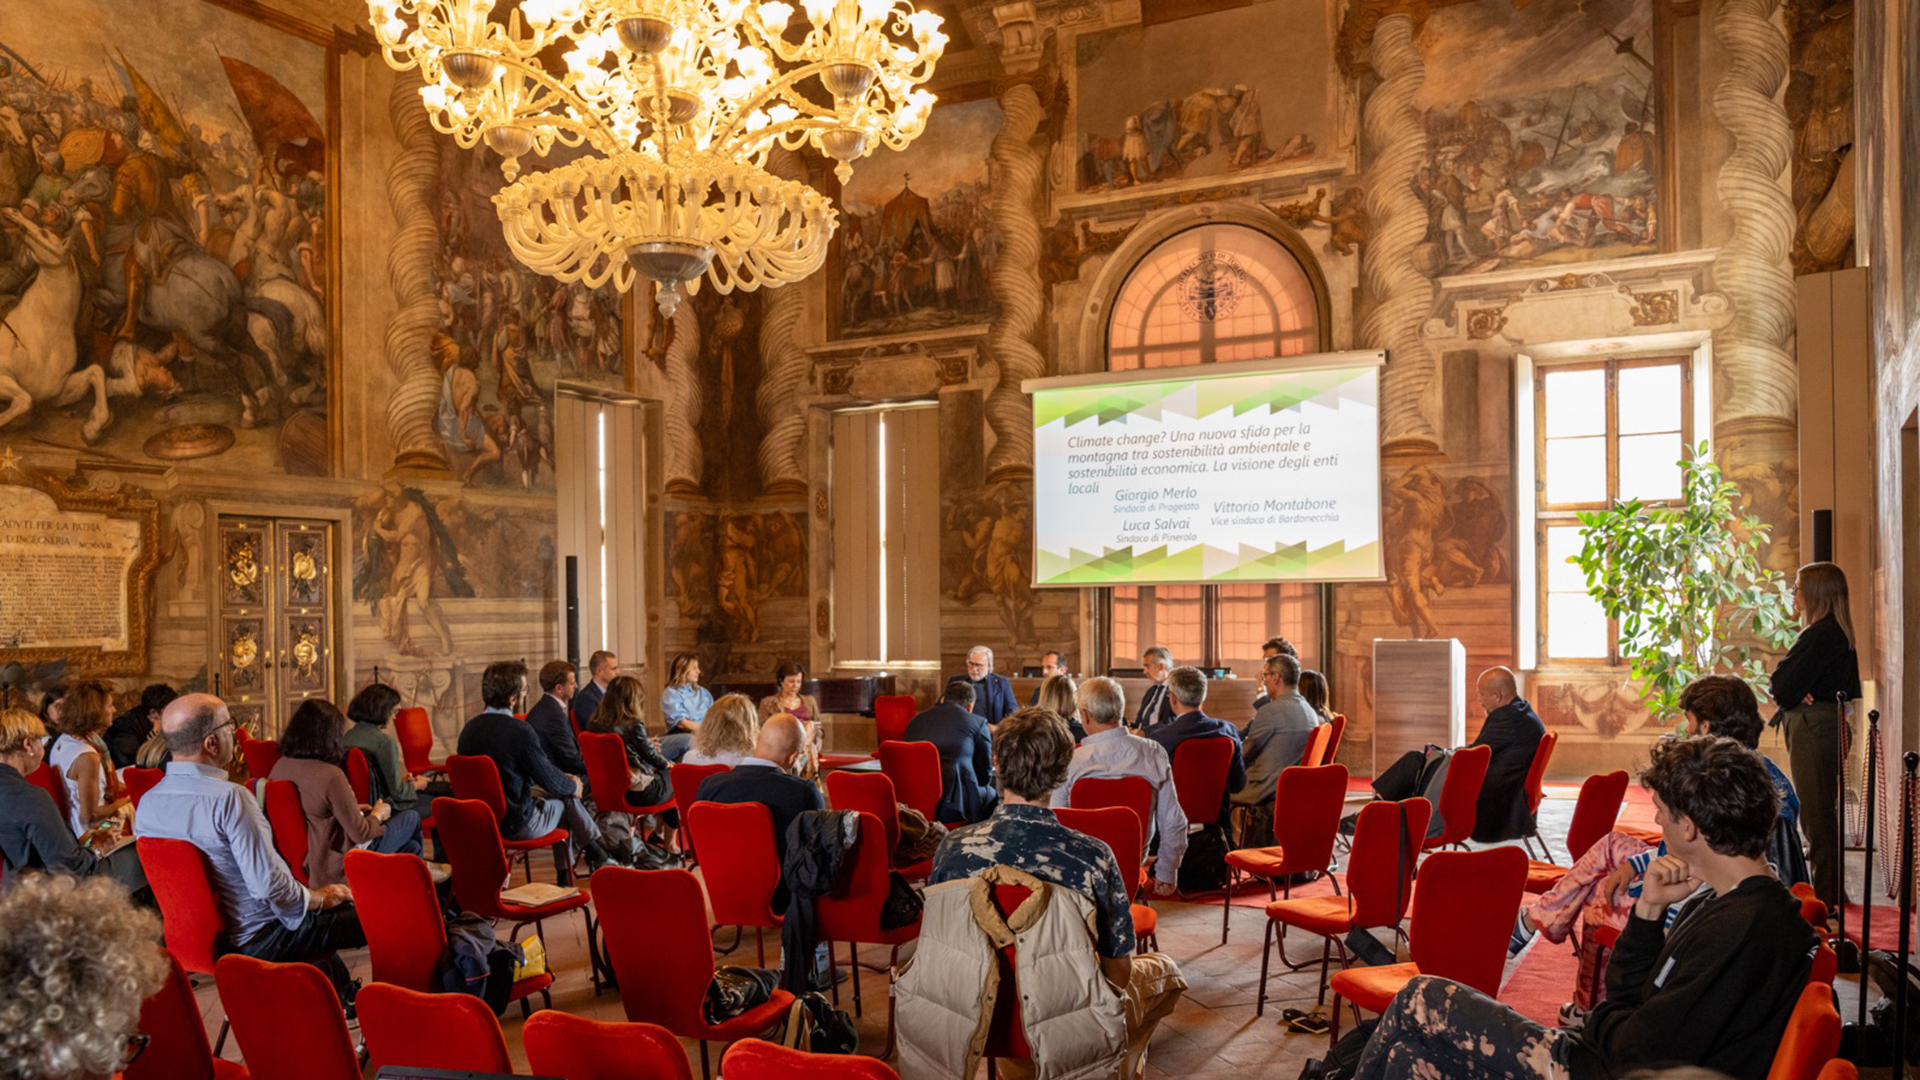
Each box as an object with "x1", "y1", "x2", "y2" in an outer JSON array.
[{"x1": 1104, "y1": 223, "x2": 1327, "y2": 679}]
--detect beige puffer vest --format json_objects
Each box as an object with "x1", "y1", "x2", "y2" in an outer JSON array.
[{"x1": 893, "y1": 865, "x2": 1129, "y2": 1080}]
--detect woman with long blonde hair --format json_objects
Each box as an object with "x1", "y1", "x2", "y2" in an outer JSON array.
[
  {"x1": 686, "y1": 694, "x2": 758, "y2": 767},
  {"x1": 1035, "y1": 673, "x2": 1086, "y2": 743},
  {"x1": 1768, "y1": 560, "x2": 1861, "y2": 909}
]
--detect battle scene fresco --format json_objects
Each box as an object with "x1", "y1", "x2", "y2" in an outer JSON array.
[
  {"x1": 1413, "y1": 0, "x2": 1661, "y2": 274},
  {"x1": 0, "y1": 0, "x2": 330, "y2": 473}
]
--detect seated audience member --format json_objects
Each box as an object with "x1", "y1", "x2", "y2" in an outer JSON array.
[
  {"x1": 659, "y1": 652, "x2": 712, "y2": 762},
  {"x1": 269, "y1": 699, "x2": 421, "y2": 888},
  {"x1": 905, "y1": 708, "x2": 1187, "y2": 1079},
  {"x1": 0, "y1": 874, "x2": 167, "y2": 1080},
  {"x1": 0, "y1": 707, "x2": 147, "y2": 897},
  {"x1": 36, "y1": 686, "x2": 66, "y2": 739},
  {"x1": 343, "y1": 682, "x2": 434, "y2": 813},
  {"x1": 1035, "y1": 673, "x2": 1089, "y2": 743},
  {"x1": 1233, "y1": 653, "x2": 1322, "y2": 847},
  {"x1": 527, "y1": 660, "x2": 587, "y2": 776},
  {"x1": 570, "y1": 650, "x2": 618, "y2": 732},
  {"x1": 695, "y1": 714, "x2": 823, "y2": 906},
  {"x1": 1354, "y1": 736, "x2": 1816, "y2": 1080},
  {"x1": 684, "y1": 693, "x2": 759, "y2": 767},
  {"x1": 105, "y1": 683, "x2": 175, "y2": 771},
  {"x1": 757, "y1": 662, "x2": 823, "y2": 780},
  {"x1": 47, "y1": 681, "x2": 128, "y2": 839},
  {"x1": 1133, "y1": 647, "x2": 1177, "y2": 731},
  {"x1": 457, "y1": 661, "x2": 625, "y2": 873},
  {"x1": 1025, "y1": 651, "x2": 1066, "y2": 706},
  {"x1": 584, "y1": 675, "x2": 678, "y2": 851},
  {"x1": 903, "y1": 680, "x2": 997, "y2": 824},
  {"x1": 1298, "y1": 669, "x2": 1335, "y2": 722},
  {"x1": 1371, "y1": 667, "x2": 1543, "y2": 844},
  {"x1": 1143, "y1": 667, "x2": 1246, "y2": 827},
  {"x1": 1050, "y1": 677, "x2": 1185, "y2": 897},
  {"x1": 1249, "y1": 637, "x2": 1297, "y2": 711},
  {"x1": 959, "y1": 646, "x2": 1018, "y2": 729},
  {"x1": 135, "y1": 694, "x2": 366, "y2": 1002}
]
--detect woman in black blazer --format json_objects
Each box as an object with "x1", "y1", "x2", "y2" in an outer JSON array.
[{"x1": 1769, "y1": 561, "x2": 1861, "y2": 909}]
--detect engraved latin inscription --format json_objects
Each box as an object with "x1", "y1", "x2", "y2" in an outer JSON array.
[{"x1": 0, "y1": 485, "x2": 143, "y2": 652}]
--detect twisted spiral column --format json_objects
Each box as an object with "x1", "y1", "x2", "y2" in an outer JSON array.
[
  {"x1": 1710, "y1": 0, "x2": 1797, "y2": 427},
  {"x1": 382, "y1": 77, "x2": 451, "y2": 474},
  {"x1": 984, "y1": 81, "x2": 1048, "y2": 479},
  {"x1": 1357, "y1": 14, "x2": 1438, "y2": 454},
  {"x1": 756, "y1": 149, "x2": 810, "y2": 496},
  {"x1": 662, "y1": 301, "x2": 704, "y2": 492}
]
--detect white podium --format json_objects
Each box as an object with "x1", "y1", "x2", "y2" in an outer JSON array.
[{"x1": 1372, "y1": 639, "x2": 1467, "y2": 778}]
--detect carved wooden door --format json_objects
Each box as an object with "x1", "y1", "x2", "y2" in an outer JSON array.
[{"x1": 216, "y1": 517, "x2": 336, "y2": 739}]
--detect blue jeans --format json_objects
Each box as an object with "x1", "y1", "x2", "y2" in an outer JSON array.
[
  {"x1": 659, "y1": 732, "x2": 694, "y2": 762},
  {"x1": 371, "y1": 809, "x2": 423, "y2": 857}
]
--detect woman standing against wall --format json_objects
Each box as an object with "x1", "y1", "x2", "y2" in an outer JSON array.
[{"x1": 1770, "y1": 561, "x2": 1862, "y2": 909}]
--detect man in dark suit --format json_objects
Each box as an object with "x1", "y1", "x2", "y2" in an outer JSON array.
[
  {"x1": 1144, "y1": 666, "x2": 1246, "y2": 828},
  {"x1": 527, "y1": 660, "x2": 585, "y2": 777},
  {"x1": 960, "y1": 645, "x2": 1018, "y2": 728},
  {"x1": 1248, "y1": 637, "x2": 1296, "y2": 712},
  {"x1": 904, "y1": 680, "x2": 996, "y2": 824},
  {"x1": 1133, "y1": 646, "x2": 1177, "y2": 731},
  {"x1": 570, "y1": 650, "x2": 618, "y2": 731},
  {"x1": 1025, "y1": 651, "x2": 1065, "y2": 707},
  {"x1": 696, "y1": 714, "x2": 824, "y2": 906},
  {"x1": 1466, "y1": 666, "x2": 1546, "y2": 843}
]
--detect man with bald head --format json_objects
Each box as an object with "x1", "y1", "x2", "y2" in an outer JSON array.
[
  {"x1": 134, "y1": 694, "x2": 366, "y2": 1003},
  {"x1": 1465, "y1": 666, "x2": 1546, "y2": 843},
  {"x1": 694, "y1": 712, "x2": 824, "y2": 905}
]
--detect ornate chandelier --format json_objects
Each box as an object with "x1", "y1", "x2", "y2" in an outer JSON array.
[{"x1": 369, "y1": 0, "x2": 946, "y2": 314}]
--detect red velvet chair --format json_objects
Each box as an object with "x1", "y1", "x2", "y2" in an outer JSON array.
[
  {"x1": 816, "y1": 810, "x2": 923, "y2": 1053},
  {"x1": 1222, "y1": 763, "x2": 1347, "y2": 944},
  {"x1": 125, "y1": 766, "x2": 166, "y2": 811},
  {"x1": 357, "y1": 982, "x2": 514, "y2": 1075},
  {"x1": 446, "y1": 752, "x2": 572, "y2": 884},
  {"x1": 213, "y1": 955, "x2": 360, "y2": 1080},
  {"x1": 874, "y1": 694, "x2": 917, "y2": 745},
  {"x1": 344, "y1": 747, "x2": 372, "y2": 804},
  {"x1": 980, "y1": 882, "x2": 1036, "y2": 1073},
  {"x1": 342, "y1": 849, "x2": 554, "y2": 1014},
  {"x1": 137, "y1": 837, "x2": 234, "y2": 1052},
  {"x1": 1326, "y1": 844, "x2": 1528, "y2": 1041},
  {"x1": 125, "y1": 955, "x2": 249, "y2": 1080},
  {"x1": 1817, "y1": 1060, "x2": 1859, "y2": 1080},
  {"x1": 1518, "y1": 731, "x2": 1560, "y2": 859},
  {"x1": 26, "y1": 762, "x2": 67, "y2": 822},
  {"x1": 524, "y1": 1012, "x2": 695, "y2": 1080},
  {"x1": 1297, "y1": 724, "x2": 1333, "y2": 768},
  {"x1": 672, "y1": 762, "x2": 730, "y2": 865},
  {"x1": 1323, "y1": 714, "x2": 1347, "y2": 763},
  {"x1": 238, "y1": 735, "x2": 281, "y2": 783},
  {"x1": 580, "y1": 731, "x2": 676, "y2": 817},
  {"x1": 1068, "y1": 774, "x2": 1157, "y2": 866},
  {"x1": 1170, "y1": 736, "x2": 1236, "y2": 832},
  {"x1": 878, "y1": 739, "x2": 946, "y2": 823},
  {"x1": 1258, "y1": 798, "x2": 1432, "y2": 1015},
  {"x1": 1765, "y1": 982, "x2": 1841, "y2": 1080},
  {"x1": 686, "y1": 800, "x2": 785, "y2": 966},
  {"x1": 1524, "y1": 770, "x2": 1630, "y2": 893},
  {"x1": 432, "y1": 796, "x2": 603, "y2": 992},
  {"x1": 260, "y1": 779, "x2": 310, "y2": 886},
  {"x1": 393, "y1": 706, "x2": 444, "y2": 775},
  {"x1": 826, "y1": 768, "x2": 931, "y2": 881},
  {"x1": 1054, "y1": 805, "x2": 1159, "y2": 952},
  {"x1": 724, "y1": 1038, "x2": 903, "y2": 1079},
  {"x1": 1422, "y1": 743, "x2": 1491, "y2": 852},
  {"x1": 593, "y1": 867, "x2": 796, "y2": 1080}
]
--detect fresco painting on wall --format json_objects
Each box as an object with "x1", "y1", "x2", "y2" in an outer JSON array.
[
  {"x1": 834, "y1": 97, "x2": 1001, "y2": 338},
  {"x1": 1414, "y1": 0, "x2": 1661, "y2": 275},
  {"x1": 944, "y1": 481, "x2": 1036, "y2": 647},
  {"x1": 1384, "y1": 466, "x2": 1510, "y2": 639},
  {"x1": 1072, "y1": 0, "x2": 1333, "y2": 195},
  {"x1": 0, "y1": 0, "x2": 329, "y2": 472},
  {"x1": 666, "y1": 508, "x2": 806, "y2": 645}
]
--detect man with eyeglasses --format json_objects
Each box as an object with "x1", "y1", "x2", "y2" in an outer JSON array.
[
  {"x1": 959, "y1": 645, "x2": 1018, "y2": 729},
  {"x1": 134, "y1": 693, "x2": 366, "y2": 1005}
]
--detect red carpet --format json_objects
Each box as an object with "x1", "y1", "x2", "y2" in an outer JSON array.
[
  {"x1": 1501, "y1": 934, "x2": 1581, "y2": 1025},
  {"x1": 1844, "y1": 901, "x2": 1911, "y2": 951}
]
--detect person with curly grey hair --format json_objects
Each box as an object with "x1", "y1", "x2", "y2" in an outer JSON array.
[{"x1": 0, "y1": 873, "x2": 167, "y2": 1080}]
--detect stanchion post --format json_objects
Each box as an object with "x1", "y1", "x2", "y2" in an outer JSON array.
[
  {"x1": 1864, "y1": 709, "x2": 1881, "y2": 1028},
  {"x1": 1895, "y1": 751, "x2": 1917, "y2": 1080},
  {"x1": 1840, "y1": 692, "x2": 1852, "y2": 954}
]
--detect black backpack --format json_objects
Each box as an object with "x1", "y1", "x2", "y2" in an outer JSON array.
[
  {"x1": 437, "y1": 912, "x2": 521, "y2": 1016},
  {"x1": 780, "y1": 991, "x2": 858, "y2": 1054},
  {"x1": 1177, "y1": 822, "x2": 1230, "y2": 893},
  {"x1": 1297, "y1": 1017, "x2": 1378, "y2": 1080}
]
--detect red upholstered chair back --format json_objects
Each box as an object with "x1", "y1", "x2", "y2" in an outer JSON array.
[
  {"x1": 124, "y1": 766, "x2": 165, "y2": 810},
  {"x1": 343, "y1": 849, "x2": 444, "y2": 991},
  {"x1": 1407, "y1": 846, "x2": 1528, "y2": 996},
  {"x1": 261, "y1": 779, "x2": 310, "y2": 886},
  {"x1": 982, "y1": 884, "x2": 1035, "y2": 1061},
  {"x1": 357, "y1": 981, "x2": 513, "y2": 1075},
  {"x1": 1766, "y1": 982, "x2": 1842, "y2": 1080},
  {"x1": 26, "y1": 762, "x2": 67, "y2": 820},
  {"x1": 1425, "y1": 744, "x2": 1491, "y2": 849},
  {"x1": 687, "y1": 800, "x2": 784, "y2": 928},
  {"x1": 1344, "y1": 798, "x2": 1432, "y2": 932},
  {"x1": 672, "y1": 762, "x2": 730, "y2": 863},
  {"x1": 1523, "y1": 732, "x2": 1559, "y2": 815},
  {"x1": 874, "y1": 695, "x2": 917, "y2": 745},
  {"x1": 239, "y1": 736, "x2": 281, "y2": 782},
  {"x1": 826, "y1": 770, "x2": 902, "y2": 853},
  {"x1": 1269, "y1": 764, "x2": 1348, "y2": 875},
  {"x1": 525, "y1": 1012, "x2": 696, "y2": 1080},
  {"x1": 1816, "y1": 1060, "x2": 1860, "y2": 1080},
  {"x1": 1298, "y1": 723, "x2": 1333, "y2": 768},
  {"x1": 431, "y1": 796, "x2": 514, "y2": 920},
  {"x1": 580, "y1": 731, "x2": 639, "y2": 810},
  {"x1": 446, "y1": 754, "x2": 509, "y2": 823},
  {"x1": 125, "y1": 955, "x2": 219, "y2": 1080},
  {"x1": 1069, "y1": 775, "x2": 1155, "y2": 835},
  {"x1": 877, "y1": 740, "x2": 943, "y2": 822},
  {"x1": 138, "y1": 837, "x2": 226, "y2": 975},
  {"x1": 592, "y1": 868, "x2": 714, "y2": 1035},
  {"x1": 1809, "y1": 941, "x2": 1837, "y2": 987},
  {"x1": 1053, "y1": 807, "x2": 1144, "y2": 885},
  {"x1": 214, "y1": 954, "x2": 361, "y2": 1080},
  {"x1": 1565, "y1": 770, "x2": 1632, "y2": 863},
  {"x1": 724, "y1": 1038, "x2": 903, "y2": 1079},
  {"x1": 394, "y1": 707, "x2": 438, "y2": 773},
  {"x1": 1171, "y1": 736, "x2": 1236, "y2": 827},
  {"x1": 817, "y1": 811, "x2": 908, "y2": 941},
  {"x1": 345, "y1": 747, "x2": 372, "y2": 804},
  {"x1": 1325, "y1": 714, "x2": 1347, "y2": 762}
]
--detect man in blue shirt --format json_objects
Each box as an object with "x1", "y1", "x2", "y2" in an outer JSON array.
[
  {"x1": 570, "y1": 650, "x2": 618, "y2": 732},
  {"x1": 1144, "y1": 667, "x2": 1246, "y2": 829},
  {"x1": 960, "y1": 645, "x2": 1018, "y2": 728}
]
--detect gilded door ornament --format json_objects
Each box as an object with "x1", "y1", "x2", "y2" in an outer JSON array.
[
  {"x1": 227, "y1": 621, "x2": 264, "y2": 693},
  {"x1": 214, "y1": 517, "x2": 336, "y2": 738},
  {"x1": 224, "y1": 532, "x2": 264, "y2": 606}
]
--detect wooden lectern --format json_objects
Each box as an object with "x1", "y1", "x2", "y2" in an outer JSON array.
[{"x1": 1372, "y1": 639, "x2": 1466, "y2": 778}]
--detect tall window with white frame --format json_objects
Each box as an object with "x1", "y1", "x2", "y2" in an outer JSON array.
[
  {"x1": 830, "y1": 403, "x2": 940, "y2": 667},
  {"x1": 1104, "y1": 223, "x2": 1327, "y2": 674},
  {"x1": 1533, "y1": 357, "x2": 1693, "y2": 664}
]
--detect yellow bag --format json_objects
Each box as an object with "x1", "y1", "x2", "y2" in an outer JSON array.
[{"x1": 512, "y1": 934, "x2": 548, "y2": 983}]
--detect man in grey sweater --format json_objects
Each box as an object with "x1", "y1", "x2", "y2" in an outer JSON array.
[{"x1": 1231, "y1": 653, "x2": 1321, "y2": 847}]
